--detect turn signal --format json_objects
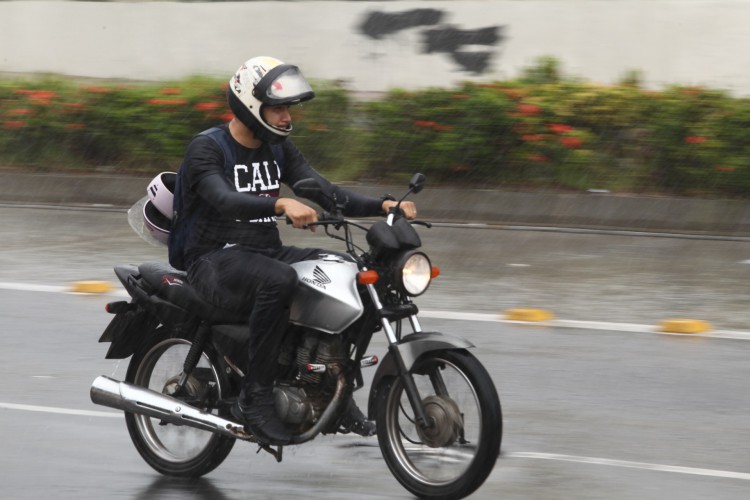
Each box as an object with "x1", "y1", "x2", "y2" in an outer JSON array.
[
  {"x1": 357, "y1": 270, "x2": 379, "y2": 285},
  {"x1": 431, "y1": 266, "x2": 441, "y2": 278}
]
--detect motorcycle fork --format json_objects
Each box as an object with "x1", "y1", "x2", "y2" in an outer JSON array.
[{"x1": 366, "y1": 284, "x2": 432, "y2": 430}]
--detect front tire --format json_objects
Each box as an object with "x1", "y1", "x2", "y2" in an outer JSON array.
[
  {"x1": 124, "y1": 328, "x2": 235, "y2": 477},
  {"x1": 376, "y1": 349, "x2": 502, "y2": 499}
]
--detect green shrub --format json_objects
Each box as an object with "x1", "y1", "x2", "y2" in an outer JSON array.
[
  {"x1": 3, "y1": 59, "x2": 750, "y2": 199},
  {"x1": 0, "y1": 77, "x2": 352, "y2": 174}
]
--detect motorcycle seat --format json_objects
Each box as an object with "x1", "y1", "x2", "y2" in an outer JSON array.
[{"x1": 137, "y1": 262, "x2": 248, "y2": 324}]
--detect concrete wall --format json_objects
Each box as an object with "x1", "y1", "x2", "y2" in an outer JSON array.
[{"x1": 2, "y1": 1, "x2": 750, "y2": 95}]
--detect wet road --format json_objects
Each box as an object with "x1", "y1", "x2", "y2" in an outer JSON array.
[
  {"x1": 3, "y1": 205, "x2": 750, "y2": 329},
  {"x1": 1, "y1": 205, "x2": 750, "y2": 499}
]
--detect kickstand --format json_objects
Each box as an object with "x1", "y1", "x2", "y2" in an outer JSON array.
[{"x1": 256, "y1": 443, "x2": 284, "y2": 463}]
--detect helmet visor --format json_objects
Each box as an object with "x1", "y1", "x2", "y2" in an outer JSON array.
[
  {"x1": 255, "y1": 65, "x2": 315, "y2": 106},
  {"x1": 128, "y1": 196, "x2": 169, "y2": 247}
]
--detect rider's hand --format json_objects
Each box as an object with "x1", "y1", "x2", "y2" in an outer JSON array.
[
  {"x1": 382, "y1": 200, "x2": 417, "y2": 220},
  {"x1": 276, "y1": 198, "x2": 318, "y2": 231}
]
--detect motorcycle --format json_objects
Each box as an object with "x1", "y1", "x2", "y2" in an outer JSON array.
[{"x1": 90, "y1": 173, "x2": 502, "y2": 499}]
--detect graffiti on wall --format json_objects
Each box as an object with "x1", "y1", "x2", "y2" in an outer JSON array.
[{"x1": 359, "y1": 9, "x2": 504, "y2": 74}]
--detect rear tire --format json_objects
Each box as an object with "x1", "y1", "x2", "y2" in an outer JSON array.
[
  {"x1": 376, "y1": 349, "x2": 502, "y2": 499},
  {"x1": 124, "y1": 327, "x2": 235, "y2": 477}
]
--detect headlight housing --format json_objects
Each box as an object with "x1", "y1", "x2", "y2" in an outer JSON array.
[{"x1": 395, "y1": 251, "x2": 433, "y2": 296}]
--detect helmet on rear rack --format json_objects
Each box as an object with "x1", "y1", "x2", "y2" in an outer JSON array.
[
  {"x1": 142, "y1": 172, "x2": 176, "y2": 246},
  {"x1": 146, "y1": 172, "x2": 176, "y2": 220},
  {"x1": 227, "y1": 56, "x2": 315, "y2": 145}
]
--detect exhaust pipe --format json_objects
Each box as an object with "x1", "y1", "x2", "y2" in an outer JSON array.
[{"x1": 90, "y1": 375, "x2": 246, "y2": 440}]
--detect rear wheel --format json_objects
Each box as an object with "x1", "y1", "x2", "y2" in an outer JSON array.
[
  {"x1": 376, "y1": 349, "x2": 502, "y2": 499},
  {"x1": 124, "y1": 328, "x2": 235, "y2": 477}
]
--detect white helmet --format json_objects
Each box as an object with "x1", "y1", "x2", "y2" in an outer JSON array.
[
  {"x1": 146, "y1": 172, "x2": 176, "y2": 220},
  {"x1": 142, "y1": 172, "x2": 176, "y2": 246},
  {"x1": 227, "y1": 56, "x2": 315, "y2": 144}
]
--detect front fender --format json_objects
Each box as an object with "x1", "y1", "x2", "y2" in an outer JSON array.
[{"x1": 367, "y1": 331, "x2": 474, "y2": 419}]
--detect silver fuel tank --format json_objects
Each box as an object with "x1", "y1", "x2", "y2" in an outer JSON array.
[{"x1": 289, "y1": 254, "x2": 364, "y2": 334}]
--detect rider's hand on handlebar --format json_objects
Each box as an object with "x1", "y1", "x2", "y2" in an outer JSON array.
[
  {"x1": 382, "y1": 200, "x2": 417, "y2": 220},
  {"x1": 276, "y1": 198, "x2": 318, "y2": 231}
]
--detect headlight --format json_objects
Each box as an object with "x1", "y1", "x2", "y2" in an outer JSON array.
[{"x1": 397, "y1": 251, "x2": 432, "y2": 296}]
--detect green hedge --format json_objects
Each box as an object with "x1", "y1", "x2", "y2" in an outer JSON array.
[
  {"x1": 3, "y1": 64, "x2": 750, "y2": 197},
  {"x1": 363, "y1": 81, "x2": 750, "y2": 196},
  {"x1": 0, "y1": 77, "x2": 352, "y2": 174}
]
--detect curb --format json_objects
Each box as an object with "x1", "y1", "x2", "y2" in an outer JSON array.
[{"x1": 5, "y1": 172, "x2": 750, "y2": 235}]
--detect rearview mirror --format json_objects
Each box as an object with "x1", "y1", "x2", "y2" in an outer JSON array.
[
  {"x1": 409, "y1": 173, "x2": 426, "y2": 194},
  {"x1": 292, "y1": 178, "x2": 323, "y2": 199}
]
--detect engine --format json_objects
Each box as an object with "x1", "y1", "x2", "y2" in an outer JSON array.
[{"x1": 275, "y1": 331, "x2": 348, "y2": 429}]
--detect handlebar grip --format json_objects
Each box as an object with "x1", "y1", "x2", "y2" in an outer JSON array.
[{"x1": 318, "y1": 211, "x2": 333, "y2": 222}]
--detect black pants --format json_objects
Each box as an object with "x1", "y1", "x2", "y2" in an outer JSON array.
[{"x1": 188, "y1": 245, "x2": 323, "y2": 387}]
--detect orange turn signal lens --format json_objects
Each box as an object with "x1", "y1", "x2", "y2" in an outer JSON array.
[
  {"x1": 357, "y1": 270, "x2": 379, "y2": 285},
  {"x1": 430, "y1": 266, "x2": 441, "y2": 278}
]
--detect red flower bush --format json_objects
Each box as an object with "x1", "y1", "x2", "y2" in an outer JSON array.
[
  {"x1": 194, "y1": 102, "x2": 221, "y2": 111},
  {"x1": 521, "y1": 134, "x2": 545, "y2": 142},
  {"x1": 548, "y1": 123, "x2": 573, "y2": 134},
  {"x1": 414, "y1": 120, "x2": 437, "y2": 128},
  {"x1": 559, "y1": 137, "x2": 583, "y2": 149},
  {"x1": 147, "y1": 99, "x2": 188, "y2": 106},
  {"x1": 684, "y1": 136, "x2": 706, "y2": 144},
  {"x1": 3, "y1": 121, "x2": 27, "y2": 129},
  {"x1": 516, "y1": 103, "x2": 542, "y2": 116}
]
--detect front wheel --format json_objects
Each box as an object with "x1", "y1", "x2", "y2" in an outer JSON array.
[
  {"x1": 376, "y1": 349, "x2": 502, "y2": 499},
  {"x1": 124, "y1": 328, "x2": 236, "y2": 477}
]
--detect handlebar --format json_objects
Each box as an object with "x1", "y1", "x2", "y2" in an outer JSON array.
[
  {"x1": 286, "y1": 211, "x2": 431, "y2": 230},
  {"x1": 285, "y1": 211, "x2": 344, "y2": 229}
]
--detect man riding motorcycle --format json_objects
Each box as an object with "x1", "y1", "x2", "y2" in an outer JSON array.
[{"x1": 165, "y1": 56, "x2": 416, "y2": 445}]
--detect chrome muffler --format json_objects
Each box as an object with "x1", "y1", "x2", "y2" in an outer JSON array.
[{"x1": 90, "y1": 375, "x2": 246, "y2": 440}]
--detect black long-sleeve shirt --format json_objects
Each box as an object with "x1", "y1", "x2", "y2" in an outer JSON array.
[{"x1": 180, "y1": 125, "x2": 383, "y2": 267}]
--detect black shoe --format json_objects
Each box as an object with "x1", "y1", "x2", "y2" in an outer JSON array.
[
  {"x1": 231, "y1": 387, "x2": 291, "y2": 446},
  {"x1": 337, "y1": 396, "x2": 376, "y2": 437}
]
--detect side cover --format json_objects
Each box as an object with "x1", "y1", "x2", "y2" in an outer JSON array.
[{"x1": 289, "y1": 256, "x2": 363, "y2": 334}]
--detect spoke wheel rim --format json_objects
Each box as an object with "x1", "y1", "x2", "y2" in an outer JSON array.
[
  {"x1": 132, "y1": 339, "x2": 223, "y2": 463},
  {"x1": 385, "y1": 357, "x2": 482, "y2": 486}
]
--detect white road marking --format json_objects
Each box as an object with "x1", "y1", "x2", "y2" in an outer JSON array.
[
  {"x1": 0, "y1": 282, "x2": 68, "y2": 293},
  {"x1": 3, "y1": 399, "x2": 749, "y2": 482},
  {"x1": 0, "y1": 281, "x2": 128, "y2": 297},
  {"x1": 0, "y1": 402, "x2": 121, "y2": 418},
  {"x1": 418, "y1": 310, "x2": 750, "y2": 340},
  {"x1": 2, "y1": 281, "x2": 749, "y2": 340},
  {"x1": 507, "y1": 452, "x2": 750, "y2": 481}
]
